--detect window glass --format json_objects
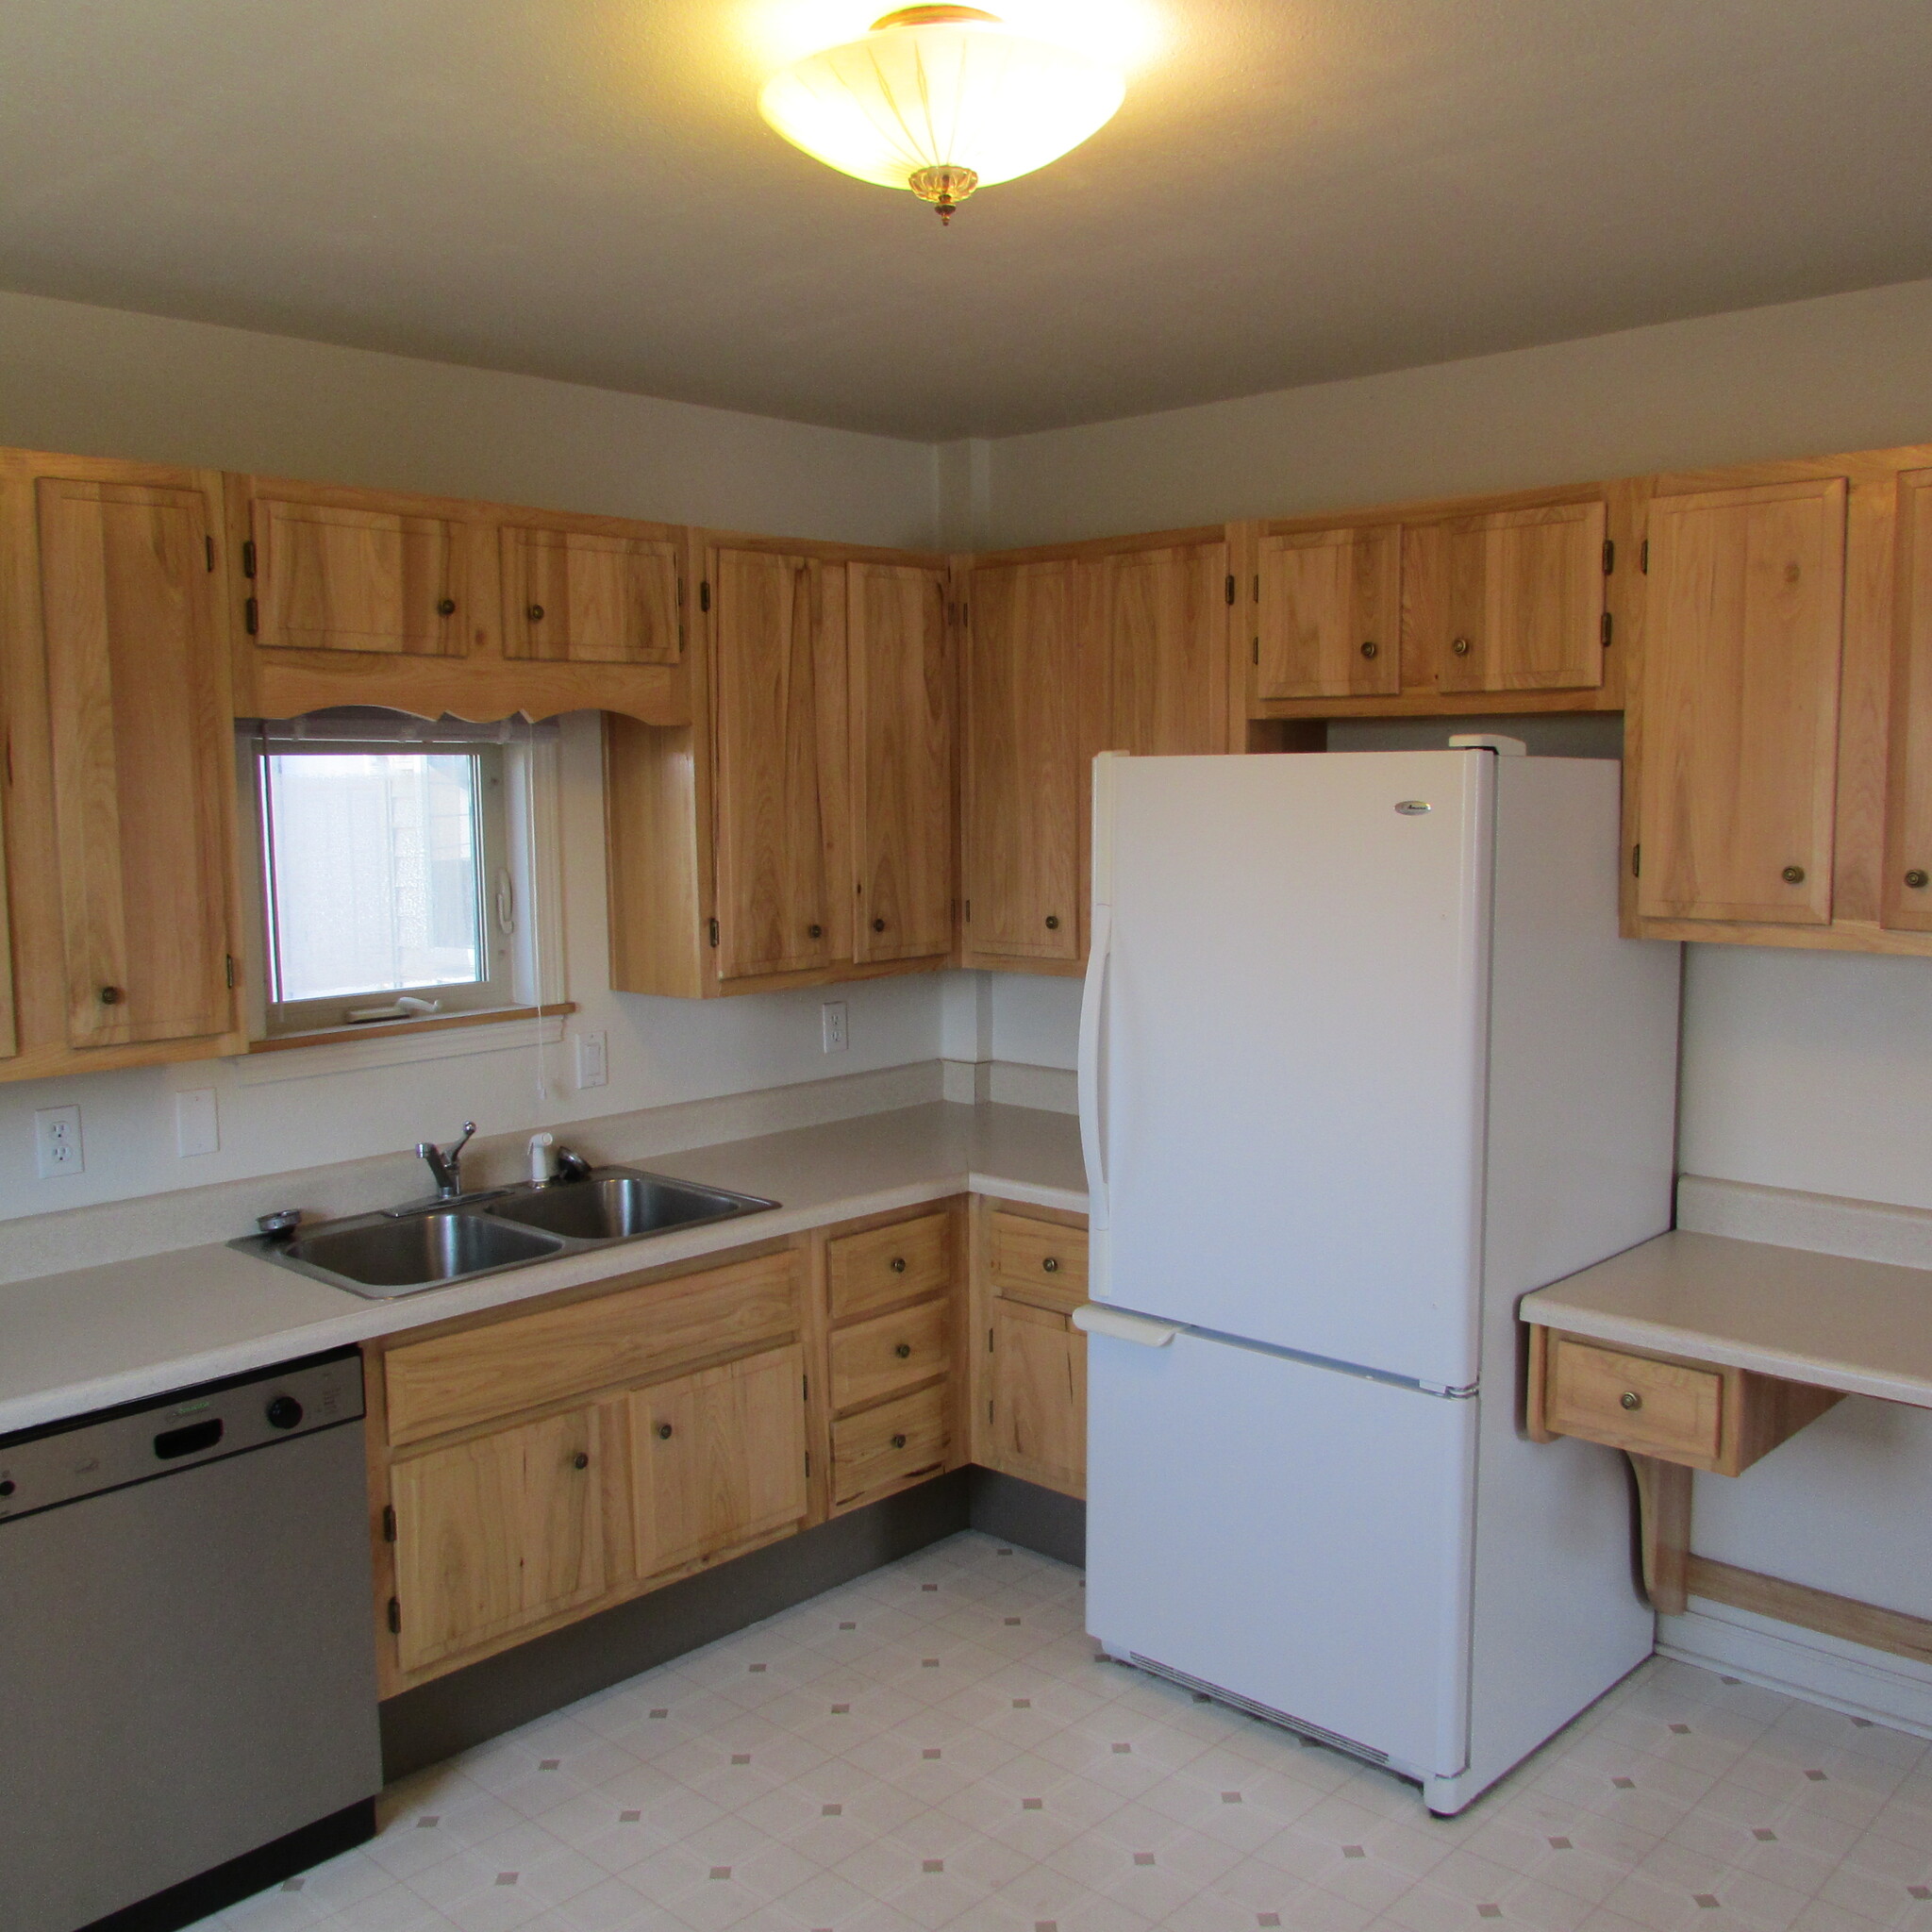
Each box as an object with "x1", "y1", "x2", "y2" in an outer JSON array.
[{"x1": 262, "y1": 752, "x2": 485, "y2": 1004}]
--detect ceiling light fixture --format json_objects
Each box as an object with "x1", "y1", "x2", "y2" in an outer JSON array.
[{"x1": 758, "y1": 6, "x2": 1125, "y2": 225}]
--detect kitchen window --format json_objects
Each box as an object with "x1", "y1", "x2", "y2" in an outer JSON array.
[{"x1": 242, "y1": 713, "x2": 560, "y2": 1041}]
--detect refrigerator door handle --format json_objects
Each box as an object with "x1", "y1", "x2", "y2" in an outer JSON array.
[
  {"x1": 1078, "y1": 900, "x2": 1112, "y2": 1230},
  {"x1": 1073, "y1": 1304, "x2": 1177, "y2": 1346}
]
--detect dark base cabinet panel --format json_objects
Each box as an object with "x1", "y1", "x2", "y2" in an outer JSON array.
[
  {"x1": 379, "y1": 1467, "x2": 1090, "y2": 1782},
  {"x1": 969, "y1": 1466, "x2": 1087, "y2": 1569},
  {"x1": 77, "y1": 1801, "x2": 375, "y2": 1932}
]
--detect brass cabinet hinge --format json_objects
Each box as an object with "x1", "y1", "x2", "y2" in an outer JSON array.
[
  {"x1": 804, "y1": 1451, "x2": 811, "y2": 1477},
  {"x1": 1224, "y1": 574, "x2": 1235, "y2": 605},
  {"x1": 1641, "y1": 539, "x2": 1649, "y2": 574},
  {"x1": 1252, "y1": 638, "x2": 1259, "y2": 664},
  {"x1": 708, "y1": 917, "x2": 720, "y2": 948},
  {"x1": 699, "y1": 580, "x2": 711, "y2": 613},
  {"x1": 802, "y1": 1374, "x2": 808, "y2": 1402},
  {"x1": 241, "y1": 539, "x2": 257, "y2": 578},
  {"x1": 1632, "y1": 844, "x2": 1641, "y2": 878},
  {"x1": 1603, "y1": 539, "x2": 1615, "y2": 575},
  {"x1": 225, "y1": 954, "x2": 235, "y2": 990},
  {"x1": 205, "y1": 535, "x2": 216, "y2": 573},
  {"x1": 1601, "y1": 611, "x2": 1613, "y2": 648},
  {"x1": 244, "y1": 596, "x2": 258, "y2": 636},
  {"x1": 382, "y1": 1505, "x2": 396, "y2": 1542},
  {"x1": 387, "y1": 1597, "x2": 401, "y2": 1634}
]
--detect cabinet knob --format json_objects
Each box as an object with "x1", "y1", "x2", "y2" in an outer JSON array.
[
  {"x1": 657, "y1": 1423, "x2": 674, "y2": 1441},
  {"x1": 1042, "y1": 1256, "x2": 1059, "y2": 1274},
  {"x1": 873, "y1": 918, "x2": 887, "y2": 933},
  {"x1": 1620, "y1": 1391, "x2": 1642, "y2": 1412},
  {"x1": 1451, "y1": 636, "x2": 1472, "y2": 657},
  {"x1": 1359, "y1": 640, "x2": 1379, "y2": 659},
  {"x1": 890, "y1": 1257, "x2": 907, "y2": 1273},
  {"x1": 527, "y1": 603, "x2": 545, "y2": 622},
  {"x1": 99, "y1": 985, "x2": 123, "y2": 1006},
  {"x1": 573, "y1": 1452, "x2": 590, "y2": 1470},
  {"x1": 891, "y1": 1434, "x2": 908, "y2": 1450},
  {"x1": 437, "y1": 598, "x2": 457, "y2": 616},
  {"x1": 1782, "y1": 865, "x2": 1806, "y2": 885},
  {"x1": 1044, "y1": 914, "x2": 1060, "y2": 930},
  {"x1": 895, "y1": 1342, "x2": 912, "y2": 1359},
  {"x1": 808, "y1": 923, "x2": 824, "y2": 940},
  {"x1": 1909, "y1": 871, "x2": 1930, "y2": 891}
]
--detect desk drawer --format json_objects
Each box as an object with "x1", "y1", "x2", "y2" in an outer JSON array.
[
  {"x1": 990, "y1": 1211, "x2": 1086, "y2": 1310},
  {"x1": 826, "y1": 1210, "x2": 952, "y2": 1323},
  {"x1": 829, "y1": 1297, "x2": 949, "y2": 1413},
  {"x1": 831, "y1": 1383, "x2": 948, "y2": 1507},
  {"x1": 1546, "y1": 1335, "x2": 1724, "y2": 1468}
]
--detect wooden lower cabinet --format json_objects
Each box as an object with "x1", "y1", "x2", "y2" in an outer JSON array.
[
  {"x1": 390, "y1": 1402, "x2": 619, "y2": 1677},
  {"x1": 365, "y1": 1202, "x2": 974, "y2": 1694},
  {"x1": 632, "y1": 1344, "x2": 809, "y2": 1578}
]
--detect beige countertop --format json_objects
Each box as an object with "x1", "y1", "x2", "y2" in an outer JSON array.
[
  {"x1": 0, "y1": 1101, "x2": 1086, "y2": 1437},
  {"x1": 1520, "y1": 1229, "x2": 1932, "y2": 1409}
]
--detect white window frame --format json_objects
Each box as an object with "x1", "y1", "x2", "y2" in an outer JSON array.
[{"x1": 237, "y1": 711, "x2": 565, "y2": 1044}]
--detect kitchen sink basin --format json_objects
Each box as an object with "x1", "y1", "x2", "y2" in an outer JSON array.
[
  {"x1": 284, "y1": 1210, "x2": 566, "y2": 1291},
  {"x1": 484, "y1": 1173, "x2": 765, "y2": 1242},
  {"x1": 234, "y1": 1166, "x2": 778, "y2": 1299}
]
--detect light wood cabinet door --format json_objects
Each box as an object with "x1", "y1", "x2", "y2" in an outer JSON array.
[
  {"x1": 390, "y1": 1403, "x2": 612, "y2": 1676},
  {"x1": 501, "y1": 525, "x2": 682, "y2": 665},
  {"x1": 711, "y1": 547, "x2": 848, "y2": 979},
  {"x1": 1882, "y1": 469, "x2": 1932, "y2": 931},
  {"x1": 963, "y1": 558, "x2": 1079, "y2": 962},
  {"x1": 1434, "y1": 501, "x2": 1607, "y2": 693},
  {"x1": 631, "y1": 1342, "x2": 808, "y2": 1579},
  {"x1": 989, "y1": 1298, "x2": 1086, "y2": 1498},
  {"x1": 849, "y1": 560, "x2": 954, "y2": 964},
  {"x1": 1637, "y1": 479, "x2": 1845, "y2": 924},
  {"x1": 1255, "y1": 526, "x2": 1399, "y2": 700},
  {"x1": 36, "y1": 477, "x2": 239, "y2": 1049},
  {"x1": 1103, "y1": 539, "x2": 1236, "y2": 749},
  {"x1": 250, "y1": 493, "x2": 470, "y2": 656}
]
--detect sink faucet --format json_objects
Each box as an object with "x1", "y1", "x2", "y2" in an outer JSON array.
[{"x1": 416, "y1": 1121, "x2": 477, "y2": 1201}]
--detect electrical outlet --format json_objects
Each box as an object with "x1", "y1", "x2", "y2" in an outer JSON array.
[
  {"x1": 821, "y1": 1001, "x2": 848, "y2": 1054},
  {"x1": 34, "y1": 1105, "x2": 83, "y2": 1179},
  {"x1": 575, "y1": 1030, "x2": 608, "y2": 1090},
  {"x1": 175, "y1": 1088, "x2": 220, "y2": 1158}
]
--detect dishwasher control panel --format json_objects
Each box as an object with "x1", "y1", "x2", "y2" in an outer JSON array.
[{"x1": 0, "y1": 1348, "x2": 364, "y2": 1523}]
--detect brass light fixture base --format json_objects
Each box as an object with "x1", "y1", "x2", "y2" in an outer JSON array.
[{"x1": 908, "y1": 163, "x2": 980, "y2": 225}]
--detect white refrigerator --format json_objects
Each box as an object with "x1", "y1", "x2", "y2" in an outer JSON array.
[{"x1": 1075, "y1": 745, "x2": 1681, "y2": 1815}]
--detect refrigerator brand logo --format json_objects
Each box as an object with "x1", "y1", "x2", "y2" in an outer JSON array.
[{"x1": 1394, "y1": 800, "x2": 1432, "y2": 815}]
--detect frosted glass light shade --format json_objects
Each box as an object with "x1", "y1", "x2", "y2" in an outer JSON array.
[{"x1": 758, "y1": 7, "x2": 1125, "y2": 207}]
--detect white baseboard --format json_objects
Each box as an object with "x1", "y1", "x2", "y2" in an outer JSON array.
[{"x1": 1658, "y1": 1595, "x2": 1932, "y2": 1739}]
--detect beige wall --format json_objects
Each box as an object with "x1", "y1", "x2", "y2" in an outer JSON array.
[{"x1": 977, "y1": 275, "x2": 1932, "y2": 1631}]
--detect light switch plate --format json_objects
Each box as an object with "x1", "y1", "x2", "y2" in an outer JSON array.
[
  {"x1": 821, "y1": 1001, "x2": 849, "y2": 1054},
  {"x1": 175, "y1": 1088, "x2": 220, "y2": 1158},
  {"x1": 575, "y1": 1030, "x2": 608, "y2": 1090},
  {"x1": 34, "y1": 1105, "x2": 83, "y2": 1179}
]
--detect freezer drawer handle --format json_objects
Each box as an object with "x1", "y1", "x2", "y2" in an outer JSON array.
[{"x1": 1073, "y1": 1306, "x2": 1179, "y2": 1347}]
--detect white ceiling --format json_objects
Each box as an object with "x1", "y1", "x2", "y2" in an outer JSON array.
[{"x1": 2, "y1": 1, "x2": 1929, "y2": 439}]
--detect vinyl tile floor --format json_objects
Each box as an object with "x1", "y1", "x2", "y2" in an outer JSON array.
[{"x1": 197, "y1": 1531, "x2": 1932, "y2": 1932}]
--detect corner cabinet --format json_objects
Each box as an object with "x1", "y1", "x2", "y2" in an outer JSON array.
[
  {"x1": 604, "y1": 535, "x2": 955, "y2": 997},
  {"x1": 363, "y1": 1206, "x2": 970, "y2": 1695},
  {"x1": 0, "y1": 451, "x2": 246, "y2": 1083}
]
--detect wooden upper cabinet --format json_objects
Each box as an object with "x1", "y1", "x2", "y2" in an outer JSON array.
[
  {"x1": 1434, "y1": 500, "x2": 1607, "y2": 692},
  {"x1": 248, "y1": 489, "x2": 474, "y2": 657},
  {"x1": 630, "y1": 1343, "x2": 808, "y2": 1580},
  {"x1": 963, "y1": 558, "x2": 1080, "y2": 964},
  {"x1": 36, "y1": 476, "x2": 240, "y2": 1049},
  {"x1": 1103, "y1": 538, "x2": 1235, "y2": 750},
  {"x1": 710, "y1": 545, "x2": 849, "y2": 979},
  {"x1": 501, "y1": 525, "x2": 682, "y2": 665},
  {"x1": 1882, "y1": 469, "x2": 1932, "y2": 933},
  {"x1": 1637, "y1": 478, "x2": 1846, "y2": 926},
  {"x1": 1254, "y1": 526, "x2": 1399, "y2": 700},
  {"x1": 390, "y1": 1403, "x2": 613, "y2": 1676},
  {"x1": 849, "y1": 561, "x2": 954, "y2": 965}
]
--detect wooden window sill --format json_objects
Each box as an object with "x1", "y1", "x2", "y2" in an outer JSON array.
[{"x1": 250, "y1": 1003, "x2": 578, "y2": 1055}]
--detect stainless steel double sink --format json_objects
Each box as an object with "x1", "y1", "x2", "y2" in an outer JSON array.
[{"x1": 234, "y1": 1169, "x2": 778, "y2": 1299}]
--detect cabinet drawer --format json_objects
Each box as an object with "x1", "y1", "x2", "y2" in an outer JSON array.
[
  {"x1": 826, "y1": 1210, "x2": 952, "y2": 1322},
  {"x1": 831, "y1": 1382, "x2": 948, "y2": 1507},
  {"x1": 990, "y1": 1211, "x2": 1087, "y2": 1310},
  {"x1": 384, "y1": 1248, "x2": 800, "y2": 1446},
  {"x1": 1545, "y1": 1335, "x2": 1724, "y2": 1467},
  {"x1": 829, "y1": 1297, "x2": 949, "y2": 1413}
]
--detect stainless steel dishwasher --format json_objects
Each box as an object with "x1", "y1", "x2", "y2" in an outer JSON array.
[{"x1": 0, "y1": 1347, "x2": 382, "y2": 1932}]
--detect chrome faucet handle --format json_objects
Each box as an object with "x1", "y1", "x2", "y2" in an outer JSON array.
[{"x1": 417, "y1": 1121, "x2": 479, "y2": 1200}]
